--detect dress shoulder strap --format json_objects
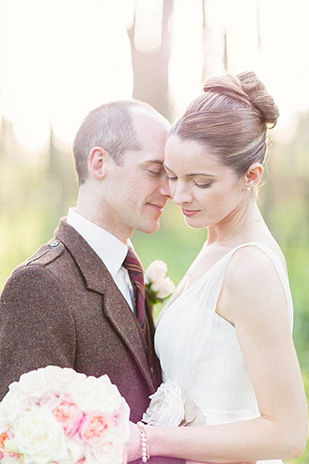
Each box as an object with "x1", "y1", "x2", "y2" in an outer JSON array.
[{"x1": 226, "y1": 242, "x2": 293, "y2": 329}]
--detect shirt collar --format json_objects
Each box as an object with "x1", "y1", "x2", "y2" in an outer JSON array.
[{"x1": 66, "y1": 208, "x2": 132, "y2": 277}]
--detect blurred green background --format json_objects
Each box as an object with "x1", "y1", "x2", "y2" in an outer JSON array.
[{"x1": 0, "y1": 1, "x2": 308, "y2": 462}]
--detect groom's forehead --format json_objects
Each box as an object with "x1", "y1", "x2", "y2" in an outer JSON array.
[
  {"x1": 123, "y1": 151, "x2": 165, "y2": 166},
  {"x1": 131, "y1": 109, "x2": 170, "y2": 137}
]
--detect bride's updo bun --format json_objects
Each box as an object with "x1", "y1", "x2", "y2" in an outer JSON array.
[
  {"x1": 170, "y1": 71, "x2": 279, "y2": 176},
  {"x1": 237, "y1": 71, "x2": 279, "y2": 128}
]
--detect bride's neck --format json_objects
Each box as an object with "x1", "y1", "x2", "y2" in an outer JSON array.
[{"x1": 206, "y1": 203, "x2": 265, "y2": 248}]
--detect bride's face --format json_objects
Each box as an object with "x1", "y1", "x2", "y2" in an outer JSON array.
[{"x1": 164, "y1": 134, "x2": 248, "y2": 229}]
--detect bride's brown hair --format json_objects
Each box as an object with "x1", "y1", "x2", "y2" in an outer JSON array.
[{"x1": 170, "y1": 71, "x2": 279, "y2": 176}]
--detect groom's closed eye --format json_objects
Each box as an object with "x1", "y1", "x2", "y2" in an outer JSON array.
[{"x1": 143, "y1": 161, "x2": 166, "y2": 177}]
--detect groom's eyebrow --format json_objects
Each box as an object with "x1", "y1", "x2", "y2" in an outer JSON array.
[{"x1": 143, "y1": 160, "x2": 164, "y2": 165}]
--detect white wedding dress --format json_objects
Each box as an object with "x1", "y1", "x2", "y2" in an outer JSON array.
[{"x1": 155, "y1": 242, "x2": 293, "y2": 464}]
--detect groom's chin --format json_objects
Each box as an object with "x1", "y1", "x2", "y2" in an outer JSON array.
[{"x1": 138, "y1": 219, "x2": 161, "y2": 235}]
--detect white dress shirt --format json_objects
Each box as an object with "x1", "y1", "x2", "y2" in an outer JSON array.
[{"x1": 66, "y1": 208, "x2": 134, "y2": 310}]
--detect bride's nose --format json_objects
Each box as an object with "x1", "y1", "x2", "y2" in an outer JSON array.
[{"x1": 171, "y1": 181, "x2": 192, "y2": 205}]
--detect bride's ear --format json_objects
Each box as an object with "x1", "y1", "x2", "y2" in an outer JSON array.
[{"x1": 243, "y1": 163, "x2": 263, "y2": 189}]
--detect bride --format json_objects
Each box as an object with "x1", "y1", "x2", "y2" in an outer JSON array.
[{"x1": 127, "y1": 71, "x2": 308, "y2": 464}]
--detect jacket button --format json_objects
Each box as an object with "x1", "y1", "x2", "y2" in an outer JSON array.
[
  {"x1": 49, "y1": 240, "x2": 59, "y2": 248},
  {"x1": 150, "y1": 366, "x2": 154, "y2": 374}
]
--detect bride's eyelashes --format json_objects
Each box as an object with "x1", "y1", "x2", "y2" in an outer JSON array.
[
  {"x1": 193, "y1": 181, "x2": 212, "y2": 189},
  {"x1": 167, "y1": 176, "x2": 212, "y2": 189}
]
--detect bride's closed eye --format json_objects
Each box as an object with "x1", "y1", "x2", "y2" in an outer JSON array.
[{"x1": 193, "y1": 181, "x2": 212, "y2": 189}]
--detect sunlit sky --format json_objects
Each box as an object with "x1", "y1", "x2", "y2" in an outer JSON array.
[{"x1": 1, "y1": 0, "x2": 309, "y2": 151}]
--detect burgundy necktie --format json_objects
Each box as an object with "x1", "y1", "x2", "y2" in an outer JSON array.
[{"x1": 123, "y1": 248, "x2": 146, "y2": 327}]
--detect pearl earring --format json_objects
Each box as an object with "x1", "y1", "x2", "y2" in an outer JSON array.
[{"x1": 247, "y1": 186, "x2": 251, "y2": 191}]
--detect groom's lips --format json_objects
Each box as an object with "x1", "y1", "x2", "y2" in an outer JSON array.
[{"x1": 147, "y1": 203, "x2": 165, "y2": 214}]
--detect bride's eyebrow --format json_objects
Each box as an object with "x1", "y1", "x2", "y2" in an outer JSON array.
[
  {"x1": 186, "y1": 173, "x2": 215, "y2": 178},
  {"x1": 163, "y1": 163, "x2": 216, "y2": 177},
  {"x1": 164, "y1": 163, "x2": 215, "y2": 178}
]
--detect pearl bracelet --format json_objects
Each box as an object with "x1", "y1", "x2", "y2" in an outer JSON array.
[{"x1": 137, "y1": 421, "x2": 150, "y2": 463}]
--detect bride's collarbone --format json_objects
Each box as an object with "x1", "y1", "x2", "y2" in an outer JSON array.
[{"x1": 189, "y1": 246, "x2": 232, "y2": 277}]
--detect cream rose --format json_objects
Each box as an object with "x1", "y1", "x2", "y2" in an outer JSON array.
[
  {"x1": 9, "y1": 369, "x2": 48, "y2": 402},
  {"x1": 0, "y1": 391, "x2": 22, "y2": 427},
  {"x1": 60, "y1": 437, "x2": 84, "y2": 464},
  {"x1": 145, "y1": 260, "x2": 167, "y2": 284},
  {"x1": 85, "y1": 433, "x2": 124, "y2": 464},
  {"x1": 13, "y1": 408, "x2": 68, "y2": 464},
  {"x1": 43, "y1": 365, "x2": 86, "y2": 390},
  {"x1": 71, "y1": 376, "x2": 122, "y2": 415},
  {"x1": 143, "y1": 380, "x2": 185, "y2": 427},
  {"x1": 150, "y1": 276, "x2": 175, "y2": 298},
  {"x1": 97, "y1": 376, "x2": 130, "y2": 440}
]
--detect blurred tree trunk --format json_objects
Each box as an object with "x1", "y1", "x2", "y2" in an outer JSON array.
[
  {"x1": 202, "y1": 0, "x2": 208, "y2": 81},
  {"x1": 128, "y1": 0, "x2": 173, "y2": 120}
]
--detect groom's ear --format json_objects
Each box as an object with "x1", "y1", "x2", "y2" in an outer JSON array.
[{"x1": 87, "y1": 146, "x2": 108, "y2": 180}]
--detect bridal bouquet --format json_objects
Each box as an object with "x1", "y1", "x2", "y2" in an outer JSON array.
[{"x1": 0, "y1": 366, "x2": 130, "y2": 464}]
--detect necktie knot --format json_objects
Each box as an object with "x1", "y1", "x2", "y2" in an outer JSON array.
[{"x1": 123, "y1": 248, "x2": 145, "y2": 326}]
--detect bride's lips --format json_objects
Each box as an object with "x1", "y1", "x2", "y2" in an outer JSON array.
[{"x1": 181, "y1": 208, "x2": 200, "y2": 217}]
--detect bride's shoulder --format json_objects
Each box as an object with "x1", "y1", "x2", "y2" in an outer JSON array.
[
  {"x1": 218, "y1": 244, "x2": 289, "y2": 326},
  {"x1": 224, "y1": 243, "x2": 287, "y2": 294}
]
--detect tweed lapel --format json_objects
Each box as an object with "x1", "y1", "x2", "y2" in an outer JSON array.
[
  {"x1": 54, "y1": 218, "x2": 155, "y2": 391},
  {"x1": 102, "y1": 289, "x2": 155, "y2": 391}
]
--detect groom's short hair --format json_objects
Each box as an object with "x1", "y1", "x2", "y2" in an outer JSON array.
[{"x1": 73, "y1": 100, "x2": 162, "y2": 185}]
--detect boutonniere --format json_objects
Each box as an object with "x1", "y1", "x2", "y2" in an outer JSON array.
[{"x1": 145, "y1": 260, "x2": 175, "y2": 305}]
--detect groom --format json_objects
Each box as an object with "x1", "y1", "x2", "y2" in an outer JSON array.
[{"x1": 0, "y1": 101, "x2": 171, "y2": 431}]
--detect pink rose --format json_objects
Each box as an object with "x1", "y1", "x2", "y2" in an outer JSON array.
[
  {"x1": 53, "y1": 399, "x2": 84, "y2": 436},
  {"x1": 36, "y1": 391, "x2": 62, "y2": 410},
  {"x1": 79, "y1": 414, "x2": 115, "y2": 444}
]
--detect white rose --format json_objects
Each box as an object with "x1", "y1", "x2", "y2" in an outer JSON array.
[
  {"x1": 58, "y1": 437, "x2": 84, "y2": 464},
  {"x1": 13, "y1": 408, "x2": 68, "y2": 464},
  {"x1": 145, "y1": 260, "x2": 167, "y2": 284},
  {"x1": 10, "y1": 369, "x2": 48, "y2": 400},
  {"x1": 151, "y1": 277, "x2": 175, "y2": 299},
  {"x1": 85, "y1": 433, "x2": 125, "y2": 464},
  {"x1": 70, "y1": 376, "x2": 122, "y2": 415},
  {"x1": 97, "y1": 374, "x2": 113, "y2": 386},
  {"x1": 43, "y1": 365, "x2": 86, "y2": 390},
  {"x1": 97, "y1": 376, "x2": 130, "y2": 441},
  {"x1": 0, "y1": 391, "x2": 23, "y2": 427},
  {"x1": 143, "y1": 380, "x2": 185, "y2": 427}
]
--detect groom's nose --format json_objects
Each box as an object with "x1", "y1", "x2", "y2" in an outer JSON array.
[{"x1": 158, "y1": 173, "x2": 171, "y2": 198}]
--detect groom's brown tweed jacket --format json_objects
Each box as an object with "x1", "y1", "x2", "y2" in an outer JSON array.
[{"x1": 0, "y1": 219, "x2": 183, "y2": 464}]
